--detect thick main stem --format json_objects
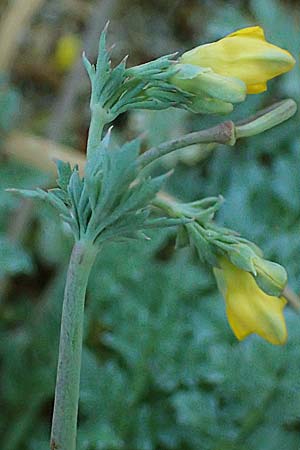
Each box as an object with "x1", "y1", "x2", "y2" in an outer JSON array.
[{"x1": 50, "y1": 240, "x2": 97, "y2": 450}]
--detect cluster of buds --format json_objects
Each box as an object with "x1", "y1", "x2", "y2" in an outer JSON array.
[{"x1": 154, "y1": 194, "x2": 288, "y2": 345}]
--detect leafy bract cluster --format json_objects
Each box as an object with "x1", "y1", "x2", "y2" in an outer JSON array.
[
  {"x1": 83, "y1": 26, "x2": 192, "y2": 123},
  {"x1": 11, "y1": 136, "x2": 184, "y2": 246}
]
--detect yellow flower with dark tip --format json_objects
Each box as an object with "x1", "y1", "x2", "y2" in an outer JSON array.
[
  {"x1": 214, "y1": 257, "x2": 287, "y2": 345},
  {"x1": 180, "y1": 26, "x2": 295, "y2": 94}
]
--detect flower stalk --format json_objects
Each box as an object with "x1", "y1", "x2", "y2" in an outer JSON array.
[
  {"x1": 138, "y1": 120, "x2": 236, "y2": 168},
  {"x1": 50, "y1": 240, "x2": 97, "y2": 450},
  {"x1": 138, "y1": 98, "x2": 297, "y2": 169}
]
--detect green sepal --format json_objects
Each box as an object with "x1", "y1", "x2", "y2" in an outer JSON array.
[
  {"x1": 227, "y1": 243, "x2": 258, "y2": 274},
  {"x1": 187, "y1": 96, "x2": 234, "y2": 115},
  {"x1": 125, "y1": 53, "x2": 178, "y2": 79},
  {"x1": 142, "y1": 216, "x2": 192, "y2": 229},
  {"x1": 172, "y1": 64, "x2": 246, "y2": 103},
  {"x1": 175, "y1": 196, "x2": 224, "y2": 222},
  {"x1": 187, "y1": 223, "x2": 218, "y2": 266}
]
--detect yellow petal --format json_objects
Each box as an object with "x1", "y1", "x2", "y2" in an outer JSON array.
[
  {"x1": 227, "y1": 26, "x2": 266, "y2": 40},
  {"x1": 226, "y1": 304, "x2": 252, "y2": 340},
  {"x1": 247, "y1": 82, "x2": 267, "y2": 94},
  {"x1": 180, "y1": 26, "x2": 295, "y2": 94},
  {"x1": 215, "y1": 258, "x2": 288, "y2": 345}
]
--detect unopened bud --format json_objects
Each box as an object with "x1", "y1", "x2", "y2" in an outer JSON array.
[
  {"x1": 235, "y1": 99, "x2": 297, "y2": 139},
  {"x1": 253, "y1": 257, "x2": 287, "y2": 296}
]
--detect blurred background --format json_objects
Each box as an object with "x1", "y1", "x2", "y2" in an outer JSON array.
[{"x1": 0, "y1": 0, "x2": 300, "y2": 449}]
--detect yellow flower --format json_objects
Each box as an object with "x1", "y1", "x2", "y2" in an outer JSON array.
[
  {"x1": 180, "y1": 26, "x2": 295, "y2": 94},
  {"x1": 214, "y1": 257, "x2": 287, "y2": 345}
]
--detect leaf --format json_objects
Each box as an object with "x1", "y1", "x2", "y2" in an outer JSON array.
[
  {"x1": 122, "y1": 172, "x2": 169, "y2": 211},
  {"x1": 82, "y1": 52, "x2": 96, "y2": 82},
  {"x1": 94, "y1": 25, "x2": 112, "y2": 102},
  {"x1": 8, "y1": 187, "x2": 71, "y2": 217},
  {"x1": 55, "y1": 160, "x2": 72, "y2": 191},
  {"x1": 101, "y1": 59, "x2": 127, "y2": 106},
  {"x1": 6, "y1": 188, "x2": 47, "y2": 200}
]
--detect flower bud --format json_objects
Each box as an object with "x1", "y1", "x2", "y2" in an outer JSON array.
[
  {"x1": 235, "y1": 99, "x2": 297, "y2": 139},
  {"x1": 253, "y1": 257, "x2": 287, "y2": 297}
]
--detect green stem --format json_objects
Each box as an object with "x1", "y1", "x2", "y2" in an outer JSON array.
[
  {"x1": 50, "y1": 240, "x2": 97, "y2": 450},
  {"x1": 137, "y1": 99, "x2": 297, "y2": 169},
  {"x1": 86, "y1": 105, "x2": 108, "y2": 158},
  {"x1": 138, "y1": 120, "x2": 236, "y2": 168}
]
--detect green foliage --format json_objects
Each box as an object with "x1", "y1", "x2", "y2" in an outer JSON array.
[
  {"x1": 10, "y1": 136, "x2": 186, "y2": 247},
  {"x1": 8, "y1": 236, "x2": 297, "y2": 450},
  {"x1": 1, "y1": 0, "x2": 300, "y2": 449},
  {"x1": 83, "y1": 26, "x2": 192, "y2": 122}
]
